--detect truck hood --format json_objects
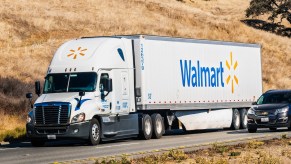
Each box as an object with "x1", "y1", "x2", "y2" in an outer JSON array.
[{"x1": 36, "y1": 93, "x2": 79, "y2": 103}]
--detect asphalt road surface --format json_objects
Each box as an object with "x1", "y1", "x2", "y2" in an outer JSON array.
[{"x1": 1, "y1": 128, "x2": 290, "y2": 164}]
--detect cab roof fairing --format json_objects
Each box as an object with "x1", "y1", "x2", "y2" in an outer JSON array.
[{"x1": 48, "y1": 38, "x2": 131, "y2": 74}]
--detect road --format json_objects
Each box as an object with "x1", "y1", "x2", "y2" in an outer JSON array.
[{"x1": 0, "y1": 128, "x2": 290, "y2": 164}]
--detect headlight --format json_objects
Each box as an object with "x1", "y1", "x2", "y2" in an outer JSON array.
[
  {"x1": 247, "y1": 108, "x2": 255, "y2": 115},
  {"x1": 26, "y1": 115, "x2": 32, "y2": 123},
  {"x1": 276, "y1": 106, "x2": 288, "y2": 114},
  {"x1": 71, "y1": 113, "x2": 85, "y2": 123}
]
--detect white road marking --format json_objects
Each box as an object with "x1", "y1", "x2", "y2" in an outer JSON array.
[
  {"x1": 0, "y1": 147, "x2": 19, "y2": 151},
  {"x1": 96, "y1": 142, "x2": 139, "y2": 149}
]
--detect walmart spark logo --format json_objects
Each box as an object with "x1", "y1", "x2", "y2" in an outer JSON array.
[
  {"x1": 225, "y1": 52, "x2": 238, "y2": 93},
  {"x1": 67, "y1": 47, "x2": 87, "y2": 59}
]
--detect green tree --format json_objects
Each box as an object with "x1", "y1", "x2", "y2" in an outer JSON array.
[{"x1": 246, "y1": 0, "x2": 291, "y2": 24}]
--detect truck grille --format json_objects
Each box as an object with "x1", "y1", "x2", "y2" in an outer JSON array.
[{"x1": 35, "y1": 104, "x2": 70, "y2": 125}]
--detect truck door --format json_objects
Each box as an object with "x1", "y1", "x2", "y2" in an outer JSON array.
[
  {"x1": 99, "y1": 70, "x2": 137, "y2": 137},
  {"x1": 120, "y1": 71, "x2": 130, "y2": 113},
  {"x1": 110, "y1": 70, "x2": 130, "y2": 115},
  {"x1": 113, "y1": 70, "x2": 137, "y2": 136}
]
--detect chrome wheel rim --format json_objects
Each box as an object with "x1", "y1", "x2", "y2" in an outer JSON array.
[
  {"x1": 92, "y1": 124, "x2": 99, "y2": 141},
  {"x1": 156, "y1": 119, "x2": 162, "y2": 134},
  {"x1": 145, "y1": 119, "x2": 151, "y2": 135},
  {"x1": 235, "y1": 113, "x2": 240, "y2": 127}
]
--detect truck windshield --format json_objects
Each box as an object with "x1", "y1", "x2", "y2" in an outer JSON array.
[
  {"x1": 257, "y1": 92, "x2": 291, "y2": 104},
  {"x1": 43, "y1": 72, "x2": 97, "y2": 93}
]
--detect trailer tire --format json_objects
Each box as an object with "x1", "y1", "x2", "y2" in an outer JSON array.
[
  {"x1": 231, "y1": 109, "x2": 240, "y2": 130},
  {"x1": 88, "y1": 118, "x2": 101, "y2": 145},
  {"x1": 239, "y1": 109, "x2": 247, "y2": 129},
  {"x1": 31, "y1": 139, "x2": 45, "y2": 147},
  {"x1": 151, "y1": 113, "x2": 164, "y2": 139},
  {"x1": 139, "y1": 114, "x2": 152, "y2": 140}
]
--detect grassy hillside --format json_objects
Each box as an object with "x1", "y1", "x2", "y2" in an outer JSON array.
[{"x1": 0, "y1": 0, "x2": 290, "y2": 133}]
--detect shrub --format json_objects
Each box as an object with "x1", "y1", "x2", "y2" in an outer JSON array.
[{"x1": 0, "y1": 127, "x2": 26, "y2": 142}]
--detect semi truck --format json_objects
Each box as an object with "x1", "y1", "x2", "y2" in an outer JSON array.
[{"x1": 25, "y1": 35, "x2": 262, "y2": 146}]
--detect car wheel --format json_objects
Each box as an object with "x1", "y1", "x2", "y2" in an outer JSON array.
[
  {"x1": 288, "y1": 119, "x2": 291, "y2": 131},
  {"x1": 31, "y1": 139, "x2": 45, "y2": 147},
  {"x1": 231, "y1": 109, "x2": 241, "y2": 130},
  {"x1": 139, "y1": 114, "x2": 152, "y2": 140},
  {"x1": 239, "y1": 109, "x2": 247, "y2": 129},
  {"x1": 248, "y1": 127, "x2": 257, "y2": 133},
  {"x1": 269, "y1": 127, "x2": 277, "y2": 131},
  {"x1": 88, "y1": 118, "x2": 101, "y2": 145},
  {"x1": 151, "y1": 113, "x2": 164, "y2": 139}
]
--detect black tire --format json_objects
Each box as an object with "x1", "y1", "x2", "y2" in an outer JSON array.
[
  {"x1": 88, "y1": 118, "x2": 101, "y2": 145},
  {"x1": 139, "y1": 114, "x2": 152, "y2": 140},
  {"x1": 269, "y1": 127, "x2": 277, "y2": 131},
  {"x1": 288, "y1": 119, "x2": 291, "y2": 131},
  {"x1": 248, "y1": 127, "x2": 257, "y2": 133},
  {"x1": 231, "y1": 109, "x2": 241, "y2": 130},
  {"x1": 151, "y1": 113, "x2": 165, "y2": 139},
  {"x1": 31, "y1": 139, "x2": 45, "y2": 147},
  {"x1": 239, "y1": 109, "x2": 247, "y2": 129}
]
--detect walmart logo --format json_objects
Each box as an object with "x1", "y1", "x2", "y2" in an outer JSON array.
[
  {"x1": 67, "y1": 47, "x2": 87, "y2": 59},
  {"x1": 180, "y1": 52, "x2": 239, "y2": 94},
  {"x1": 225, "y1": 52, "x2": 238, "y2": 93}
]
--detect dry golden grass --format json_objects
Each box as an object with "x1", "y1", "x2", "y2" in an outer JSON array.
[
  {"x1": 0, "y1": 0, "x2": 290, "y2": 133},
  {"x1": 95, "y1": 138, "x2": 291, "y2": 164}
]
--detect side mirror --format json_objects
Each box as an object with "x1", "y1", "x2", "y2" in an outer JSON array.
[
  {"x1": 252, "y1": 102, "x2": 257, "y2": 105},
  {"x1": 35, "y1": 81, "x2": 41, "y2": 96},
  {"x1": 77, "y1": 91, "x2": 85, "y2": 108},
  {"x1": 26, "y1": 93, "x2": 32, "y2": 99},
  {"x1": 26, "y1": 93, "x2": 33, "y2": 108},
  {"x1": 79, "y1": 91, "x2": 85, "y2": 97},
  {"x1": 101, "y1": 93, "x2": 105, "y2": 100},
  {"x1": 107, "y1": 79, "x2": 113, "y2": 92}
]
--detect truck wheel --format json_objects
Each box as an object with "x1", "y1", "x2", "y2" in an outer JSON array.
[
  {"x1": 288, "y1": 119, "x2": 291, "y2": 131},
  {"x1": 231, "y1": 109, "x2": 240, "y2": 130},
  {"x1": 88, "y1": 118, "x2": 101, "y2": 145},
  {"x1": 139, "y1": 114, "x2": 152, "y2": 140},
  {"x1": 31, "y1": 139, "x2": 45, "y2": 147},
  {"x1": 151, "y1": 113, "x2": 164, "y2": 139},
  {"x1": 239, "y1": 109, "x2": 247, "y2": 129},
  {"x1": 248, "y1": 127, "x2": 257, "y2": 133}
]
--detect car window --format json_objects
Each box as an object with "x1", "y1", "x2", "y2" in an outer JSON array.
[{"x1": 257, "y1": 92, "x2": 291, "y2": 104}]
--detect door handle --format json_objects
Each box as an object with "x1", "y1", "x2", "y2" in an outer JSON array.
[{"x1": 110, "y1": 102, "x2": 112, "y2": 110}]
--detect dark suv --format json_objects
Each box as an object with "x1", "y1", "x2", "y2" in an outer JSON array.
[{"x1": 247, "y1": 90, "x2": 291, "y2": 133}]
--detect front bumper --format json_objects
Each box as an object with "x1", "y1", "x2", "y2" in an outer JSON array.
[
  {"x1": 26, "y1": 121, "x2": 90, "y2": 140},
  {"x1": 247, "y1": 113, "x2": 290, "y2": 128}
]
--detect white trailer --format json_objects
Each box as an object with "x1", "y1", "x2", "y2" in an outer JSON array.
[{"x1": 25, "y1": 35, "x2": 262, "y2": 146}]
